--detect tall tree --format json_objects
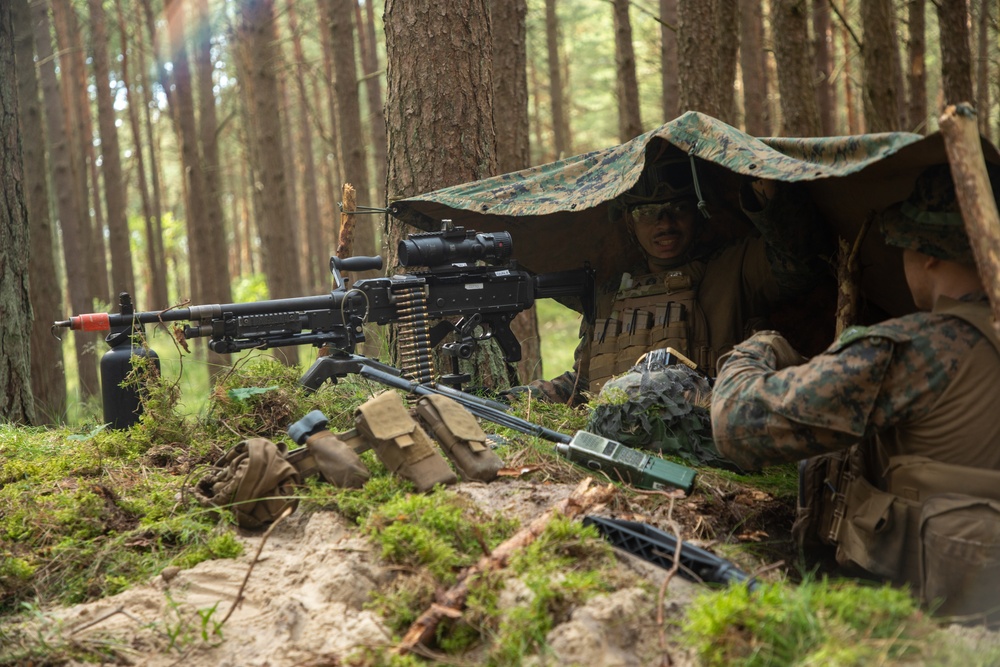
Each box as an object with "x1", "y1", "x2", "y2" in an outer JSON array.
[
  {"x1": 12, "y1": 0, "x2": 63, "y2": 421},
  {"x1": 612, "y1": 0, "x2": 642, "y2": 141},
  {"x1": 937, "y1": 0, "x2": 974, "y2": 106},
  {"x1": 235, "y1": 0, "x2": 303, "y2": 366},
  {"x1": 324, "y1": 0, "x2": 376, "y2": 263},
  {"x1": 906, "y1": 0, "x2": 927, "y2": 132},
  {"x1": 286, "y1": 0, "x2": 326, "y2": 293},
  {"x1": 33, "y1": 0, "x2": 100, "y2": 400},
  {"x1": 841, "y1": 0, "x2": 861, "y2": 132},
  {"x1": 89, "y1": 0, "x2": 136, "y2": 297},
  {"x1": 739, "y1": 0, "x2": 770, "y2": 135},
  {"x1": 544, "y1": 0, "x2": 571, "y2": 157},
  {"x1": 677, "y1": 0, "x2": 736, "y2": 123},
  {"x1": 1, "y1": 0, "x2": 36, "y2": 424},
  {"x1": 385, "y1": 0, "x2": 513, "y2": 388},
  {"x1": 861, "y1": 0, "x2": 904, "y2": 132},
  {"x1": 115, "y1": 0, "x2": 168, "y2": 309},
  {"x1": 356, "y1": 0, "x2": 388, "y2": 206},
  {"x1": 493, "y1": 0, "x2": 541, "y2": 383},
  {"x1": 661, "y1": 0, "x2": 679, "y2": 121},
  {"x1": 975, "y1": 0, "x2": 990, "y2": 140},
  {"x1": 813, "y1": 0, "x2": 835, "y2": 134},
  {"x1": 771, "y1": 0, "x2": 821, "y2": 135}
]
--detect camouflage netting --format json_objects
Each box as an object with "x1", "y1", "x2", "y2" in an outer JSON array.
[
  {"x1": 391, "y1": 111, "x2": 1000, "y2": 318},
  {"x1": 585, "y1": 357, "x2": 742, "y2": 473}
]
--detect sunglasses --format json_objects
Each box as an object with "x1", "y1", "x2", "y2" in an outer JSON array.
[{"x1": 629, "y1": 199, "x2": 697, "y2": 226}]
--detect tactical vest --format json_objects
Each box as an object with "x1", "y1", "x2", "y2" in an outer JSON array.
[
  {"x1": 588, "y1": 268, "x2": 712, "y2": 393},
  {"x1": 796, "y1": 299, "x2": 1000, "y2": 620}
]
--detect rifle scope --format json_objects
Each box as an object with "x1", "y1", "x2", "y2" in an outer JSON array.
[{"x1": 398, "y1": 227, "x2": 513, "y2": 267}]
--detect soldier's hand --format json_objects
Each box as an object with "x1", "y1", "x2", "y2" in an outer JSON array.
[
  {"x1": 749, "y1": 330, "x2": 806, "y2": 370},
  {"x1": 750, "y1": 178, "x2": 778, "y2": 207}
]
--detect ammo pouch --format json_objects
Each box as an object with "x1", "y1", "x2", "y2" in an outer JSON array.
[
  {"x1": 193, "y1": 438, "x2": 300, "y2": 530},
  {"x1": 285, "y1": 430, "x2": 369, "y2": 489},
  {"x1": 413, "y1": 394, "x2": 503, "y2": 482},
  {"x1": 801, "y1": 450, "x2": 1000, "y2": 620},
  {"x1": 354, "y1": 390, "x2": 457, "y2": 492}
]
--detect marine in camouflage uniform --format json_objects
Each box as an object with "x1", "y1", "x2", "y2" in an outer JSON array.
[
  {"x1": 529, "y1": 154, "x2": 830, "y2": 403},
  {"x1": 711, "y1": 164, "x2": 1000, "y2": 618}
]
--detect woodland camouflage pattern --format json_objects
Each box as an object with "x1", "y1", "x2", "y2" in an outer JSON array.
[
  {"x1": 880, "y1": 164, "x2": 975, "y2": 264},
  {"x1": 391, "y1": 111, "x2": 924, "y2": 224},
  {"x1": 710, "y1": 295, "x2": 990, "y2": 472}
]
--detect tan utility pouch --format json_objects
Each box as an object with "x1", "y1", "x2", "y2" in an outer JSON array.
[
  {"x1": 414, "y1": 394, "x2": 503, "y2": 482},
  {"x1": 919, "y1": 494, "x2": 1000, "y2": 620},
  {"x1": 355, "y1": 390, "x2": 457, "y2": 492},
  {"x1": 286, "y1": 431, "x2": 370, "y2": 489},
  {"x1": 792, "y1": 448, "x2": 851, "y2": 549},
  {"x1": 193, "y1": 438, "x2": 300, "y2": 530}
]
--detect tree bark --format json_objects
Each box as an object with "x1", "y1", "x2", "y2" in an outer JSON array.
[
  {"x1": 356, "y1": 0, "x2": 388, "y2": 207},
  {"x1": 716, "y1": 0, "x2": 739, "y2": 125},
  {"x1": 975, "y1": 0, "x2": 990, "y2": 141},
  {"x1": 88, "y1": 0, "x2": 136, "y2": 298},
  {"x1": 235, "y1": 0, "x2": 303, "y2": 366},
  {"x1": 906, "y1": 0, "x2": 927, "y2": 133},
  {"x1": 13, "y1": 0, "x2": 67, "y2": 422},
  {"x1": 1, "y1": 0, "x2": 37, "y2": 424},
  {"x1": 612, "y1": 0, "x2": 643, "y2": 141},
  {"x1": 861, "y1": 0, "x2": 904, "y2": 132},
  {"x1": 385, "y1": 0, "x2": 513, "y2": 389},
  {"x1": 33, "y1": 0, "x2": 100, "y2": 400},
  {"x1": 544, "y1": 0, "x2": 571, "y2": 157},
  {"x1": 771, "y1": 0, "x2": 822, "y2": 136},
  {"x1": 813, "y1": 0, "x2": 834, "y2": 134},
  {"x1": 661, "y1": 0, "x2": 679, "y2": 121},
  {"x1": 739, "y1": 0, "x2": 769, "y2": 135},
  {"x1": 678, "y1": 0, "x2": 736, "y2": 123},
  {"x1": 286, "y1": 1, "x2": 326, "y2": 293},
  {"x1": 938, "y1": 104, "x2": 1000, "y2": 334},
  {"x1": 937, "y1": 0, "x2": 974, "y2": 107},
  {"x1": 840, "y1": 0, "x2": 862, "y2": 133}
]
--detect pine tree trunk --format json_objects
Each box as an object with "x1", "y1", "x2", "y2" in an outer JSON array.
[
  {"x1": 327, "y1": 0, "x2": 376, "y2": 269},
  {"x1": 937, "y1": 0, "x2": 974, "y2": 106},
  {"x1": 1, "y1": 1, "x2": 37, "y2": 424},
  {"x1": 907, "y1": 0, "x2": 927, "y2": 133},
  {"x1": 841, "y1": 0, "x2": 861, "y2": 132},
  {"x1": 286, "y1": 1, "x2": 326, "y2": 293},
  {"x1": 545, "y1": 0, "x2": 571, "y2": 157},
  {"x1": 813, "y1": 0, "x2": 835, "y2": 134},
  {"x1": 235, "y1": 0, "x2": 303, "y2": 366},
  {"x1": 88, "y1": 0, "x2": 136, "y2": 298},
  {"x1": 12, "y1": 0, "x2": 66, "y2": 422},
  {"x1": 976, "y1": 0, "x2": 990, "y2": 141},
  {"x1": 492, "y1": 0, "x2": 541, "y2": 383},
  {"x1": 861, "y1": 0, "x2": 904, "y2": 131},
  {"x1": 33, "y1": 0, "x2": 100, "y2": 400},
  {"x1": 356, "y1": 0, "x2": 388, "y2": 207},
  {"x1": 385, "y1": 0, "x2": 513, "y2": 390},
  {"x1": 716, "y1": 0, "x2": 739, "y2": 124},
  {"x1": 612, "y1": 0, "x2": 643, "y2": 141},
  {"x1": 661, "y1": 0, "x2": 679, "y2": 121},
  {"x1": 317, "y1": 4, "x2": 345, "y2": 190},
  {"x1": 678, "y1": 0, "x2": 736, "y2": 123},
  {"x1": 771, "y1": 0, "x2": 822, "y2": 135},
  {"x1": 739, "y1": 0, "x2": 770, "y2": 135}
]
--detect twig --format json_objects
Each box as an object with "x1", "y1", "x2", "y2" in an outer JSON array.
[
  {"x1": 218, "y1": 505, "x2": 294, "y2": 627},
  {"x1": 69, "y1": 605, "x2": 126, "y2": 635},
  {"x1": 656, "y1": 497, "x2": 683, "y2": 667}
]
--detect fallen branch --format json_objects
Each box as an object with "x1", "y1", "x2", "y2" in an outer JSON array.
[
  {"x1": 396, "y1": 478, "x2": 616, "y2": 655},
  {"x1": 219, "y1": 505, "x2": 293, "y2": 627},
  {"x1": 335, "y1": 183, "x2": 357, "y2": 262},
  {"x1": 835, "y1": 212, "x2": 875, "y2": 337}
]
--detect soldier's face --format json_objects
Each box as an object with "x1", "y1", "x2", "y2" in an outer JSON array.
[{"x1": 629, "y1": 198, "x2": 698, "y2": 262}]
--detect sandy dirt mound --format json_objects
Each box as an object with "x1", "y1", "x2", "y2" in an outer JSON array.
[{"x1": 36, "y1": 480, "x2": 701, "y2": 666}]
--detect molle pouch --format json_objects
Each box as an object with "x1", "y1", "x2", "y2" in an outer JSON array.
[
  {"x1": 919, "y1": 494, "x2": 1000, "y2": 620},
  {"x1": 593, "y1": 317, "x2": 621, "y2": 355},
  {"x1": 413, "y1": 394, "x2": 503, "y2": 483},
  {"x1": 354, "y1": 390, "x2": 457, "y2": 492},
  {"x1": 833, "y1": 471, "x2": 916, "y2": 582},
  {"x1": 194, "y1": 438, "x2": 300, "y2": 530},
  {"x1": 286, "y1": 410, "x2": 370, "y2": 489},
  {"x1": 792, "y1": 451, "x2": 849, "y2": 550}
]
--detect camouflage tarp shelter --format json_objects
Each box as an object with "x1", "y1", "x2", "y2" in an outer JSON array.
[{"x1": 391, "y1": 111, "x2": 1000, "y2": 321}]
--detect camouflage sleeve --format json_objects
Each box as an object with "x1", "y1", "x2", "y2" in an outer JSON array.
[
  {"x1": 740, "y1": 181, "x2": 831, "y2": 301},
  {"x1": 710, "y1": 316, "x2": 974, "y2": 471}
]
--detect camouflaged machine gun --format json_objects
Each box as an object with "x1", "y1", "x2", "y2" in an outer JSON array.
[{"x1": 52, "y1": 224, "x2": 595, "y2": 428}]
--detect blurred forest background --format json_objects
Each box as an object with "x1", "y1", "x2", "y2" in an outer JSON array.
[{"x1": 0, "y1": 0, "x2": 992, "y2": 425}]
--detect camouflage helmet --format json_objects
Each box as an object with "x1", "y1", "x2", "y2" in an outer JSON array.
[{"x1": 879, "y1": 163, "x2": 985, "y2": 265}]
